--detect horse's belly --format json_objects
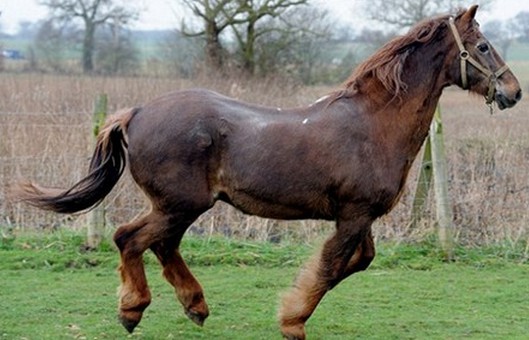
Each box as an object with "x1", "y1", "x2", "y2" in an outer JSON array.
[{"x1": 217, "y1": 190, "x2": 334, "y2": 221}]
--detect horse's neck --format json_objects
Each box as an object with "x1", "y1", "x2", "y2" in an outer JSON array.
[{"x1": 373, "y1": 46, "x2": 448, "y2": 159}]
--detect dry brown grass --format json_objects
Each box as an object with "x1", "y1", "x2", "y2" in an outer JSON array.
[{"x1": 1, "y1": 71, "x2": 528, "y2": 245}]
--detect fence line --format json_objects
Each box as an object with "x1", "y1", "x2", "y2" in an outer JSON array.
[{"x1": 2, "y1": 110, "x2": 529, "y2": 245}]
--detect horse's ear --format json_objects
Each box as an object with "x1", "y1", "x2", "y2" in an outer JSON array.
[{"x1": 461, "y1": 5, "x2": 479, "y2": 24}]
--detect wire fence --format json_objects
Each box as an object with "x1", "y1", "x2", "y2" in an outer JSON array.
[
  {"x1": 2, "y1": 109, "x2": 529, "y2": 246},
  {"x1": 0, "y1": 110, "x2": 333, "y2": 242}
]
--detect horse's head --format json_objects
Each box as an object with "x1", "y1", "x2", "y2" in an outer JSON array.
[{"x1": 447, "y1": 5, "x2": 522, "y2": 110}]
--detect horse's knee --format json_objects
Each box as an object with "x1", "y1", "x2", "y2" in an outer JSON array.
[
  {"x1": 356, "y1": 250, "x2": 375, "y2": 272},
  {"x1": 350, "y1": 237, "x2": 376, "y2": 273},
  {"x1": 113, "y1": 226, "x2": 129, "y2": 252},
  {"x1": 325, "y1": 239, "x2": 376, "y2": 288},
  {"x1": 360, "y1": 235, "x2": 376, "y2": 270}
]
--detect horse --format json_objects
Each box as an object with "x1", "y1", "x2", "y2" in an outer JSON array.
[{"x1": 13, "y1": 5, "x2": 521, "y2": 340}]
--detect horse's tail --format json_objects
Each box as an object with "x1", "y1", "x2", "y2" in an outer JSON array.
[{"x1": 13, "y1": 108, "x2": 138, "y2": 214}]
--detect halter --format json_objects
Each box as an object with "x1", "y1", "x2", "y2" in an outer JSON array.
[{"x1": 448, "y1": 17, "x2": 509, "y2": 111}]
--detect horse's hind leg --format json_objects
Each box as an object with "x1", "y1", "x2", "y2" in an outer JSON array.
[
  {"x1": 278, "y1": 216, "x2": 375, "y2": 340},
  {"x1": 113, "y1": 211, "x2": 170, "y2": 333},
  {"x1": 151, "y1": 235, "x2": 209, "y2": 326}
]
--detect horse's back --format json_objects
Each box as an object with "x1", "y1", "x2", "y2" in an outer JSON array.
[
  {"x1": 123, "y1": 88, "x2": 335, "y2": 217},
  {"x1": 123, "y1": 88, "x2": 394, "y2": 220}
]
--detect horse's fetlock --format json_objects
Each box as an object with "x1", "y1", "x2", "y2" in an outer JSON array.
[{"x1": 280, "y1": 322, "x2": 306, "y2": 340}]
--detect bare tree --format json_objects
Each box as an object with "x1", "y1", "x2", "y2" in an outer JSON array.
[
  {"x1": 362, "y1": 0, "x2": 494, "y2": 29},
  {"x1": 229, "y1": 0, "x2": 307, "y2": 74},
  {"x1": 356, "y1": 28, "x2": 397, "y2": 51},
  {"x1": 512, "y1": 11, "x2": 529, "y2": 42},
  {"x1": 180, "y1": 0, "x2": 308, "y2": 73},
  {"x1": 180, "y1": 0, "x2": 246, "y2": 69},
  {"x1": 253, "y1": 6, "x2": 332, "y2": 81},
  {"x1": 96, "y1": 19, "x2": 139, "y2": 75},
  {"x1": 40, "y1": 0, "x2": 139, "y2": 73},
  {"x1": 160, "y1": 30, "x2": 203, "y2": 77},
  {"x1": 34, "y1": 19, "x2": 79, "y2": 72}
]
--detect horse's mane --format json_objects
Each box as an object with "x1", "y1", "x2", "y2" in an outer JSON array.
[{"x1": 342, "y1": 11, "x2": 465, "y2": 99}]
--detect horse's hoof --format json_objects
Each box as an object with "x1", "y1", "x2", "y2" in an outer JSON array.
[
  {"x1": 280, "y1": 323, "x2": 306, "y2": 340},
  {"x1": 118, "y1": 312, "x2": 142, "y2": 333},
  {"x1": 185, "y1": 308, "x2": 208, "y2": 326},
  {"x1": 282, "y1": 333, "x2": 306, "y2": 340},
  {"x1": 283, "y1": 336, "x2": 305, "y2": 340},
  {"x1": 281, "y1": 332, "x2": 306, "y2": 340}
]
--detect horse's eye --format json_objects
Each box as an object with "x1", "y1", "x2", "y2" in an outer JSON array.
[{"x1": 477, "y1": 43, "x2": 489, "y2": 53}]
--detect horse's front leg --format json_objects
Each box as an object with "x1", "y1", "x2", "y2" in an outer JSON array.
[
  {"x1": 343, "y1": 229, "x2": 375, "y2": 276},
  {"x1": 151, "y1": 238, "x2": 209, "y2": 326},
  {"x1": 278, "y1": 214, "x2": 375, "y2": 340}
]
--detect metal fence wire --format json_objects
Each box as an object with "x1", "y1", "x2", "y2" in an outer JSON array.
[{"x1": 2, "y1": 107, "x2": 529, "y2": 245}]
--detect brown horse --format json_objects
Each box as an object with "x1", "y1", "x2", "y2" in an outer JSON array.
[{"x1": 13, "y1": 5, "x2": 521, "y2": 340}]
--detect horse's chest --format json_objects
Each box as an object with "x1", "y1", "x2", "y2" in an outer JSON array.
[{"x1": 339, "y1": 156, "x2": 411, "y2": 218}]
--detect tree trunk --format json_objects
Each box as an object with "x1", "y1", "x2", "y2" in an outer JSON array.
[
  {"x1": 83, "y1": 22, "x2": 96, "y2": 73},
  {"x1": 205, "y1": 22, "x2": 223, "y2": 69},
  {"x1": 242, "y1": 21, "x2": 256, "y2": 74}
]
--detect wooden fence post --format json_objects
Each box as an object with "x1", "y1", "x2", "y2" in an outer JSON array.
[
  {"x1": 86, "y1": 94, "x2": 108, "y2": 250},
  {"x1": 429, "y1": 106, "x2": 454, "y2": 260},
  {"x1": 411, "y1": 137, "x2": 433, "y2": 228}
]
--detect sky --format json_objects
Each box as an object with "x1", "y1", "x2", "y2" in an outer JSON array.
[{"x1": 1, "y1": 0, "x2": 529, "y2": 35}]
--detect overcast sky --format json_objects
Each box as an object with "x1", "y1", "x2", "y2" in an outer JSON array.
[{"x1": 1, "y1": 0, "x2": 528, "y2": 34}]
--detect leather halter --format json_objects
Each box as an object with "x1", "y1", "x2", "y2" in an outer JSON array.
[{"x1": 448, "y1": 17, "x2": 509, "y2": 107}]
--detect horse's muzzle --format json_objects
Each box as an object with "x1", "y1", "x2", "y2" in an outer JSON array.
[{"x1": 496, "y1": 88, "x2": 522, "y2": 110}]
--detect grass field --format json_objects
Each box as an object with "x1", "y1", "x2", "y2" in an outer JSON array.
[{"x1": 1, "y1": 232, "x2": 529, "y2": 339}]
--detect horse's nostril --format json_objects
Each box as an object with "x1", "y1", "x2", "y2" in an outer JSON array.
[{"x1": 515, "y1": 89, "x2": 522, "y2": 102}]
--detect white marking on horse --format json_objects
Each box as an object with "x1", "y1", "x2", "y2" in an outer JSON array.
[{"x1": 313, "y1": 95, "x2": 330, "y2": 105}]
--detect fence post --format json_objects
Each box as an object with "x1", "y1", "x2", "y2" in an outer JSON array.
[
  {"x1": 86, "y1": 94, "x2": 108, "y2": 250},
  {"x1": 429, "y1": 105, "x2": 454, "y2": 260},
  {"x1": 411, "y1": 137, "x2": 433, "y2": 228}
]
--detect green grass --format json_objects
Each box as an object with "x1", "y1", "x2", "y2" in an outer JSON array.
[{"x1": 1, "y1": 231, "x2": 529, "y2": 339}]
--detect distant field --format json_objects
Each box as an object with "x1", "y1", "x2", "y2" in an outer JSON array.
[{"x1": 2, "y1": 33, "x2": 529, "y2": 72}]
